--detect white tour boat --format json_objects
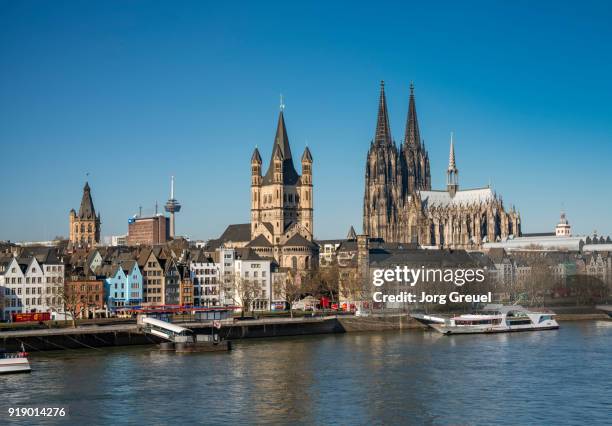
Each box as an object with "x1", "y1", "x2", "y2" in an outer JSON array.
[
  {"x1": 0, "y1": 345, "x2": 31, "y2": 374},
  {"x1": 596, "y1": 305, "x2": 612, "y2": 318},
  {"x1": 411, "y1": 304, "x2": 559, "y2": 335}
]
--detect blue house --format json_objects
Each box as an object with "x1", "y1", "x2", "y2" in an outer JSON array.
[{"x1": 103, "y1": 260, "x2": 143, "y2": 311}]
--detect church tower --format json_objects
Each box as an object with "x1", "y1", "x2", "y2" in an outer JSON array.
[
  {"x1": 250, "y1": 108, "x2": 314, "y2": 250},
  {"x1": 363, "y1": 81, "x2": 401, "y2": 241},
  {"x1": 399, "y1": 83, "x2": 431, "y2": 196},
  {"x1": 299, "y1": 146, "x2": 313, "y2": 236},
  {"x1": 69, "y1": 182, "x2": 101, "y2": 249}
]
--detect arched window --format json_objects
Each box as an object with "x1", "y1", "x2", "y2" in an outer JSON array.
[
  {"x1": 74, "y1": 224, "x2": 78, "y2": 233},
  {"x1": 80, "y1": 224, "x2": 85, "y2": 233},
  {"x1": 292, "y1": 256, "x2": 297, "y2": 270},
  {"x1": 88, "y1": 224, "x2": 92, "y2": 232}
]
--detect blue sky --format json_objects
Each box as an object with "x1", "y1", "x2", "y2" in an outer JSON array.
[{"x1": 1, "y1": 1, "x2": 611, "y2": 242}]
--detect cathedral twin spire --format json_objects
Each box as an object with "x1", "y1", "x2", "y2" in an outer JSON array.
[
  {"x1": 374, "y1": 81, "x2": 424, "y2": 150},
  {"x1": 404, "y1": 82, "x2": 421, "y2": 148},
  {"x1": 369, "y1": 80, "x2": 431, "y2": 194},
  {"x1": 374, "y1": 81, "x2": 393, "y2": 146},
  {"x1": 364, "y1": 81, "x2": 431, "y2": 241}
]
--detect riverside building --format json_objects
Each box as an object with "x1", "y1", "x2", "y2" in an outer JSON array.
[{"x1": 0, "y1": 249, "x2": 65, "y2": 320}]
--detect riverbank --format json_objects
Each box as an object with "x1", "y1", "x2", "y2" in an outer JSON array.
[{"x1": 1, "y1": 311, "x2": 608, "y2": 352}]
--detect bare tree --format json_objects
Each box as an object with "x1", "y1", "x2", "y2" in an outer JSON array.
[
  {"x1": 57, "y1": 284, "x2": 82, "y2": 328},
  {"x1": 567, "y1": 275, "x2": 608, "y2": 306},
  {"x1": 233, "y1": 277, "x2": 259, "y2": 318},
  {"x1": 272, "y1": 271, "x2": 320, "y2": 318},
  {"x1": 518, "y1": 262, "x2": 558, "y2": 306},
  {"x1": 317, "y1": 263, "x2": 340, "y2": 308},
  {"x1": 338, "y1": 268, "x2": 365, "y2": 310}
]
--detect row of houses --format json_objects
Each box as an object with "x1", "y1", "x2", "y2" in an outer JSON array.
[
  {"x1": 0, "y1": 243, "x2": 283, "y2": 321},
  {"x1": 316, "y1": 231, "x2": 612, "y2": 309},
  {"x1": 2, "y1": 223, "x2": 611, "y2": 319}
]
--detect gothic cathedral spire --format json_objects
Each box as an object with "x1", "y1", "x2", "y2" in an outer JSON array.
[
  {"x1": 364, "y1": 81, "x2": 401, "y2": 242},
  {"x1": 399, "y1": 82, "x2": 431, "y2": 196},
  {"x1": 374, "y1": 81, "x2": 392, "y2": 146},
  {"x1": 404, "y1": 82, "x2": 421, "y2": 147},
  {"x1": 447, "y1": 132, "x2": 459, "y2": 197}
]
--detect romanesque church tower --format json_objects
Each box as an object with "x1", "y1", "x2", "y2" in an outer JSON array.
[
  {"x1": 249, "y1": 109, "x2": 317, "y2": 270},
  {"x1": 69, "y1": 182, "x2": 101, "y2": 249}
]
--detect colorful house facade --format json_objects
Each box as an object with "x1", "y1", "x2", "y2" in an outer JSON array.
[{"x1": 103, "y1": 261, "x2": 143, "y2": 310}]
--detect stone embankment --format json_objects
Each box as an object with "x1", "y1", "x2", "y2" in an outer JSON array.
[{"x1": 0, "y1": 309, "x2": 608, "y2": 352}]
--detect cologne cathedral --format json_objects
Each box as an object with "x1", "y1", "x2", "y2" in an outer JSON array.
[{"x1": 363, "y1": 81, "x2": 521, "y2": 249}]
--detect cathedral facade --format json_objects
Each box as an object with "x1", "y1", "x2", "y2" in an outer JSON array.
[
  {"x1": 363, "y1": 82, "x2": 521, "y2": 249},
  {"x1": 248, "y1": 109, "x2": 318, "y2": 270}
]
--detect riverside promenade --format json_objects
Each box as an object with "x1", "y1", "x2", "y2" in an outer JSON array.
[
  {"x1": 1, "y1": 309, "x2": 607, "y2": 352},
  {"x1": 0, "y1": 314, "x2": 420, "y2": 352}
]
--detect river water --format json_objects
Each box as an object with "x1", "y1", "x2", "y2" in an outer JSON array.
[{"x1": 1, "y1": 321, "x2": 611, "y2": 425}]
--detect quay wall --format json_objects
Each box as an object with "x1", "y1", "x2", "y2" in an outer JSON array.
[
  {"x1": 0, "y1": 327, "x2": 161, "y2": 352},
  {"x1": 0, "y1": 316, "x2": 415, "y2": 352},
  {"x1": 1, "y1": 312, "x2": 608, "y2": 352}
]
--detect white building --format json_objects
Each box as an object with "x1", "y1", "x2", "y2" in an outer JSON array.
[
  {"x1": 190, "y1": 253, "x2": 220, "y2": 307},
  {"x1": 204, "y1": 247, "x2": 273, "y2": 311},
  {"x1": 0, "y1": 255, "x2": 65, "y2": 321},
  {"x1": 110, "y1": 235, "x2": 128, "y2": 247},
  {"x1": 233, "y1": 250, "x2": 272, "y2": 311},
  {"x1": 217, "y1": 247, "x2": 236, "y2": 306},
  {"x1": 555, "y1": 211, "x2": 572, "y2": 237}
]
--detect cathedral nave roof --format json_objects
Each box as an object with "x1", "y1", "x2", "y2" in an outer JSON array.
[{"x1": 417, "y1": 187, "x2": 495, "y2": 208}]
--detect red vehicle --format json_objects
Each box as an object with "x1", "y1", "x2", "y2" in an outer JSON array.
[{"x1": 11, "y1": 312, "x2": 51, "y2": 323}]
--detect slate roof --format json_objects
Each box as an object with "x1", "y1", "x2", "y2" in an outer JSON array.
[
  {"x1": 417, "y1": 187, "x2": 495, "y2": 208},
  {"x1": 136, "y1": 248, "x2": 153, "y2": 267},
  {"x1": 369, "y1": 248, "x2": 479, "y2": 268},
  {"x1": 301, "y1": 146, "x2": 313, "y2": 162},
  {"x1": 78, "y1": 182, "x2": 97, "y2": 220},
  {"x1": 96, "y1": 263, "x2": 118, "y2": 278},
  {"x1": 262, "y1": 111, "x2": 300, "y2": 185},
  {"x1": 486, "y1": 248, "x2": 508, "y2": 264},
  {"x1": 235, "y1": 248, "x2": 265, "y2": 261},
  {"x1": 251, "y1": 147, "x2": 262, "y2": 163},
  {"x1": 17, "y1": 247, "x2": 63, "y2": 265},
  {"x1": 346, "y1": 226, "x2": 357, "y2": 240},
  {"x1": 246, "y1": 234, "x2": 273, "y2": 248},
  {"x1": 218, "y1": 224, "x2": 251, "y2": 243},
  {"x1": 193, "y1": 249, "x2": 214, "y2": 263},
  {"x1": 284, "y1": 234, "x2": 318, "y2": 249},
  {"x1": 119, "y1": 260, "x2": 137, "y2": 274},
  {"x1": 263, "y1": 222, "x2": 274, "y2": 235}
]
